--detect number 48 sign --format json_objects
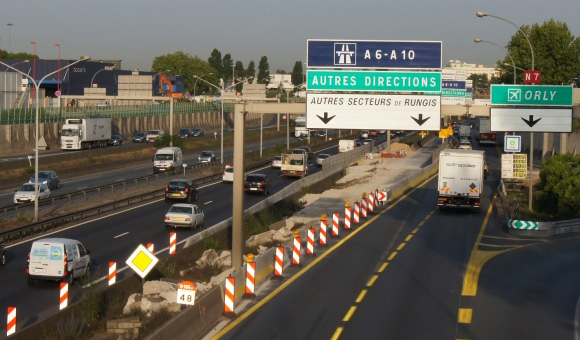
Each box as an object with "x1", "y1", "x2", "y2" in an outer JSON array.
[{"x1": 177, "y1": 281, "x2": 196, "y2": 305}]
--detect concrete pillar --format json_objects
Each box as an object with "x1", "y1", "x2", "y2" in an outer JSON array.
[
  {"x1": 561, "y1": 133, "x2": 568, "y2": 154},
  {"x1": 542, "y1": 133, "x2": 549, "y2": 162},
  {"x1": 232, "y1": 102, "x2": 246, "y2": 270}
]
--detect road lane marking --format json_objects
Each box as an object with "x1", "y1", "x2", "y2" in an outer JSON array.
[
  {"x1": 366, "y1": 275, "x2": 379, "y2": 287},
  {"x1": 330, "y1": 327, "x2": 344, "y2": 340},
  {"x1": 113, "y1": 232, "x2": 129, "y2": 238},
  {"x1": 405, "y1": 235, "x2": 413, "y2": 242},
  {"x1": 63, "y1": 175, "x2": 103, "y2": 184},
  {"x1": 458, "y1": 308, "x2": 473, "y2": 323},
  {"x1": 204, "y1": 201, "x2": 213, "y2": 205},
  {"x1": 418, "y1": 220, "x2": 426, "y2": 226},
  {"x1": 355, "y1": 290, "x2": 367, "y2": 303},
  {"x1": 377, "y1": 262, "x2": 389, "y2": 273},
  {"x1": 387, "y1": 252, "x2": 398, "y2": 261},
  {"x1": 77, "y1": 187, "x2": 88, "y2": 190},
  {"x1": 412, "y1": 227, "x2": 419, "y2": 234},
  {"x1": 342, "y1": 306, "x2": 357, "y2": 322},
  {"x1": 396, "y1": 242, "x2": 406, "y2": 251}
]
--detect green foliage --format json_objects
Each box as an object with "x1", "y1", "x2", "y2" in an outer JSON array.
[
  {"x1": 468, "y1": 74, "x2": 490, "y2": 89},
  {"x1": 537, "y1": 154, "x2": 580, "y2": 219},
  {"x1": 246, "y1": 61, "x2": 256, "y2": 79},
  {"x1": 291, "y1": 61, "x2": 304, "y2": 87},
  {"x1": 151, "y1": 51, "x2": 217, "y2": 94},
  {"x1": 207, "y1": 48, "x2": 223, "y2": 80},
  {"x1": 257, "y1": 56, "x2": 270, "y2": 83},
  {"x1": 157, "y1": 261, "x2": 177, "y2": 278},
  {"x1": 22, "y1": 166, "x2": 34, "y2": 176},
  {"x1": 496, "y1": 19, "x2": 580, "y2": 85},
  {"x1": 204, "y1": 237, "x2": 221, "y2": 251},
  {"x1": 56, "y1": 311, "x2": 85, "y2": 340},
  {"x1": 573, "y1": 118, "x2": 580, "y2": 131},
  {"x1": 153, "y1": 133, "x2": 184, "y2": 149},
  {"x1": 0, "y1": 51, "x2": 37, "y2": 59},
  {"x1": 222, "y1": 53, "x2": 234, "y2": 82}
]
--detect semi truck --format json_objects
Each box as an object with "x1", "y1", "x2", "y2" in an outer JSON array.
[
  {"x1": 60, "y1": 118, "x2": 112, "y2": 150},
  {"x1": 477, "y1": 119, "x2": 496, "y2": 145},
  {"x1": 437, "y1": 149, "x2": 485, "y2": 211},
  {"x1": 281, "y1": 153, "x2": 308, "y2": 178}
]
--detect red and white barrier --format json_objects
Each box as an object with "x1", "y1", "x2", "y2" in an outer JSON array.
[
  {"x1": 223, "y1": 276, "x2": 235, "y2": 317},
  {"x1": 332, "y1": 213, "x2": 340, "y2": 237},
  {"x1": 272, "y1": 247, "x2": 284, "y2": 279},
  {"x1": 147, "y1": 243, "x2": 154, "y2": 254},
  {"x1": 361, "y1": 196, "x2": 368, "y2": 219},
  {"x1": 6, "y1": 307, "x2": 16, "y2": 337},
  {"x1": 169, "y1": 233, "x2": 176, "y2": 255},
  {"x1": 306, "y1": 227, "x2": 315, "y2": 256},
  {"x1": 368, "y1": 193, "x2": 375, "y2": 214},
  {"x1": 345, "y1": 204, "x2": 351, "y2": 230},
  {"x1": 108, "y1": 262, "x2": 116, "y2": 286},
  {"x1": 319, "y1": 215, "x2": 328, "y2": 246},
  {"x1": 354, "y1": 202, "x2": 360, "y2": 224},
  {"x1": 292, "y1": 237, "x2": 301, "y2": 266},
  {"x1": 244, "y1": 262, "x2": 256, "y2": 298},
  {"x1": 59, "y1": 282, "x2": 68, "y2": 310}
]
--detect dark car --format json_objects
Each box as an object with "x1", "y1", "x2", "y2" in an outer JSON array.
[
  {"x1": 179, "y1": 128, "x2": 193, "y2": 138},
  {"x1": 192, "y1": 128, "x2": 204, "y2": 137},
  {"x1": 132, "y1": 131, "x2": 147, "y2": 143},
  {"x1": 29, "y1": 170, "x2": 60, "y2": 190},
  {"x1": 165, "y1": 179, "x2": 198, "y2": 203},
  {"x1": 244, "y1": 174, "x2": 272, "y2": 195},
  {"x1": 108, "y1": 135, "x2": 124, "y2": 146},
  {"x1": 316, "y1": 130, "x2": 326, "y2": 138},
  {"x1": 0, "y1": 243, "x2": 6, "y2": 265},
  {"x1": 296, "y1": 147, "x2": 313, "y2": 161}
]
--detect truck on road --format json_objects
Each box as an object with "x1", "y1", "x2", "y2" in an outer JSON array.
[
  {"x1": 281, "y1": 153, "x2": 308, "y2": 178},
  {"x1": 60, "y1": 118, "x2": 112, "y2": 150},
  {"x1": 338, "y1": 139, "x2": 356, "y2": 153},
  {"x1": 437, "y1": 149, "x2": 485, "y2": 211},
  {"x1": 477, "y1": 119, "x2": 496, "y2": 145}
]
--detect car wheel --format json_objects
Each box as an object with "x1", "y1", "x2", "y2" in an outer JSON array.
[
  {"x1": 83, "y1": 262, "x2": 91, "y2": 280},
  {"x1": 67, "y1": 271, "x2": 74, "y2": 286},
  {"x1": 56, "y1": 181, "x2": 60, "y2": 189},
  {"x1": 0, "y1": 253, "x2": 5, "y2": 265}
]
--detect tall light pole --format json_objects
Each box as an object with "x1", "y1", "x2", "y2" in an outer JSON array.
[
  {"x1": 55, "y1": 44, "x2": 61, "y2": 93},
  {"x1": 0, "y1": 56, "x2": 91, "y2": 221},
  {"x1": 30, "y1": 41, "x2": 36, "y2": 100},
  {"x1": 193, "y1": 72, "x2": 212, "y2": 99},
  {"x1": 477, "y1": 11, "x2": 536, "y2": 212},
  {"x1": 7, "y1": 23, "x2": 13, "y2": 52},
  {"x1": 474, "y1": 38, "x2": 516, "y2": 85}
]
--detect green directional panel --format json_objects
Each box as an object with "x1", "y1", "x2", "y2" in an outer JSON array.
[
  {"x1": 491, "y1": 85, "x2": 573, "y2": 106},
  {"x1": 307, "y1": 70, "x2": 441, "y2": 92},
  {"x1": 508, "y1": 219, "x2": 539, "y2": 230}
]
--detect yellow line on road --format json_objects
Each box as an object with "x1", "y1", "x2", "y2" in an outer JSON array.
[
  {"x1": 330, "y1": 327, "x2": 344, "y2": 340},
  {"x1": 412, "y1": 227, "x2": 420, "y2": 234},
  {"x1": 396, "y1": 242, "x2": 406, "y2": 251},
  {"x1": 355, "y1": 290, "x2": 367, "y2": 303},
  {"x1": 405, "y1": 234, "x2": 413, "y2": 242},
  {"x1": 367, "y1": 275, "x2": 379, "y2": 287},
  {"x1": 378, "y1": 262, "x2": 389, "y2": 273},
  {"x1": 343, "y1": 306, "x2": 357, "y2": 322},
  {"x1": 458, "y1": 308, "x2": 473, "y2": 323},
  {"x1": 387, "y1": 252, "x2": 398, "y2": 261},
  {"x1": 418, "y1": 221, "x2": 426, "y2": 226}
]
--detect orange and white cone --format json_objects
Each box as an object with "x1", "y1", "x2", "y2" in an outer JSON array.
[
  {"x1": 272, "y1": 247, "x2": 284, "y2": 279},
  {"x1": 59, "y1": 282, "x2": 68, "y2": 310},
  {"x1": 368, "y1": 193, "x2": 375, "y2": 214},
  {"x1": 361, "y1": 194, "x2": 368, "y2": 219},
  {"x1": 169, "y1": 233, "x2": 176, "y2": 255},
  {"x1": 244, "y1": 255, "x2": 256, "y2": 299},
  {"x1": 147, "y1": 243, "x2": 154, "y2": 254},
  {"x1": 332, "y1": 212, "x2": 340, "y2": 237},
  {"x1": 292, "y1": 232, "x2": 301, "y2": 266},
  {"x1": 222, "y1": 276, "x2": 236, "y2": 318},
  {"x1": 306, "y1": 227, "x2": 315, "y2": 256},
  {"x1": 319, "y1": 214, "x2": 328, "y2": 246},
  {"x1": 108, "y1": 262, "x2": 116, "y2": 286},
  {"x1": 6, "y1": 307, "x2": 16, "y2": 337},
  {"x1": 344, "y1": 201, "x2": 351, "y2": 230},
  {"x1": 354, "y1": 201, "x2": 360, "y2": 224}
]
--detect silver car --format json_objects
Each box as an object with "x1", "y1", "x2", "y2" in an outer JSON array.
[
  {"x1": 14, "y1": 183, "x2": 51, "y2": 204},
  {"x1": 198, "y1": 151, "x2": 216, "y2": 163},
  {"x1": 164, "y1": 204, "x2": 205, "y2": 229},
  {"x1": 271, "y1": 155, "x2": 282, "y2": 169},
  {"x1": 29, "y1": 171, "x2": 60, "y2": 190}
]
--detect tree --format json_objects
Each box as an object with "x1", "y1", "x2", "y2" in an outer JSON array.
[
  {"x1": 151, "y1": 51, "x2": 217, "y2": 95},
  {"x1": 235, "y1": 61, "x2": 245, "y2": 92},
  {"x1": 257, "y1": 56, "x2": 270, "y2": 84},
  {"x1": 537, "y1": 153, "x2": 580, "y2": 219},
  {"x1": 0, "y1": 51, "x2": 36, "y2": 60},
  {"x1": 208, "y1": 49, "x2": 223, "y2": 80},
  {"x1": 276, "y1": 69, "x2": 286, "y2": 74},
  {"x1": 291, "y1": 61, "x2": 304, "y2": 87},
  {"x1": 222, "y1": 53, "x2": 234, "y2": 83},
  {"x1": 246, "y1": 61, "x2": 256, "y2": 80},
  {"x1": 496, "y1": 19, "x2": 580, "y2": 85}
]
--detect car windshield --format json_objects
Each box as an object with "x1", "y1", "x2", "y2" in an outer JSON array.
[
  {"x1": 180, "y1": 129, "x2": 190, "y2": 134},
  {"x1": 193, "y1": 129, "x2": 202, "y2": 133},
  {"x1": 37, "y1": 172, "x2": 50, "y2": 178},
  {"x1": 246, "y1": 175, "x2": 263, "y2": 182},
  {"x1": 292, "y1": 149, "x2": 305, "y2": 154},
  {"x1": 168, "y1": 182, "x2": 187, "y2": 189},
  {"x1": 155, "y1": 154, "x2": 173, "y2": 161},
  {"x1": 201, "y1": 152, "x2": 212, "y2": 157},
  {"x1": 274, "y1": 156, "x2": 282, "y2": 161},
  {"x1": 148, "y1": 131, "x2": 160, "y2": 136},
  {"x1": 318, "y1": 154, "x2": 330, "y2": 159},
  {"x1": 135, "y1": 132, "x2": 145, "y2": 137},
  {"x1": 170, "y1": 206, "x2": 192, "y2": 214},
  {"x1": 19, "y1": 184, "x2": 35, "y2": 191},
  {"x1": 225, "y1": 168, "x2": 233, "y2": 173}
]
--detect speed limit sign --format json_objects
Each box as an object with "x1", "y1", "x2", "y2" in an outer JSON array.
[{"x1": 176, "y1": 281, "x2": 196, "y2": 305}]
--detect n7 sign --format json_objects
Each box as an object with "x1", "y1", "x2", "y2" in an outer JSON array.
[{"x1": 524, "y1": 70, "x2": 541, "y2": 84}]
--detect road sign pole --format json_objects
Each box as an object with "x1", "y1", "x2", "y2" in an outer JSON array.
[{"x1": 529, "y1": 133, "x2": 533, "y2": 212}]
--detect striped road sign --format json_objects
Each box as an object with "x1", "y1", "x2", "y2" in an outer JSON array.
[{"x1": 509, "y1": 219, "x2": 539, "y2": 230}]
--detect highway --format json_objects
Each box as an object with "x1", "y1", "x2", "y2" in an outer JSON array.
[{"x1": 0, "y1": 132, "x2": 380, "y2": 337}]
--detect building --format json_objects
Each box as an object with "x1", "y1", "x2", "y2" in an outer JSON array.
[{"x1": 446, "y1": 60, "x2": 499, "y2": 81}]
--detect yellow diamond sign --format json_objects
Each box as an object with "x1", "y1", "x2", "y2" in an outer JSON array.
[{"x1": 126, "y1": 244, "x2": 159, "y2": 278}]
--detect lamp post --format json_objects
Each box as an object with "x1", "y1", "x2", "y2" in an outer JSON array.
[
  {"x1": 474, "y1": 38, "x2": 516, "y2": 85},
  {"x1": 0, "y1": 56, "x2": 91, "y2": 221},
  {"x1": 193, "y1": 72, "x2": 213, "y2": 100},
  {"x1": 7, "y1": 23, "x2": 13, "y2": 52},
  {"x1": 477, "y1": 11, "x2": 536, "y2": 212},
  {"x1": 30, "y1": 41, "x2": 36, "y2": 100},
  {"x1": 55, "y1": 44, "x2": 61, "y2": 93}
]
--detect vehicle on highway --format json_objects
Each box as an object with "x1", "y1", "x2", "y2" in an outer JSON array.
[
  {"x1": 360, "y1": 130, "x2": 369, "y2": 139},
  {"x1": 108, "y1": 135, "x2": 124, "y2": 146},
  {"x1": 29, "y1": 170, "x2": 60, "y2": 190},
  {"x1": 378, "y1": 129, "x2": 386, "y2": 134},
  {"x1": 146, "y1": 129, "x2": 164, "y2": 143},
  {"x1": 361, "y1": 139, "x2": 373, "y2": 145},
  {"x1": 179, "y1": 128, "x2": 193, "y2": 138},
  {"x1": 132, "y1": 131, "x2": 147, "y2": 143},
  {"x1": 153, "y1": 147, "x2": 183, "y2": 174},
  {"x1": 60, "y1": 118, "x2": 112, "y2": 150},
  {"x1": 0, "y1": 243, "x2": 6, "y2": 265},
  {"x1": 316, "y1": 130, "x2": 326, "y2": 138},
  {"x1": 222, "y1": 165, "x2": 234, "y2": 183},
  {"x1": 339, "y1": 139, "x2": 356, "y2": 153},
  {"x1": 165, "y1": 179, "x2": 198, "y2": 203},
  {"x1": 244, "y1": 173, "x2": 272, "y2": 195},
  {"x1": 164, "y1": 203, "x2": 205, "y2": 229},
  {"x1": 192, "y1": 128, "x2": 204, "y2": 137},
  {"x1": 271, "y1": 155, "x2": 283, "y2": 169},
  {"x1": 458, "y1": 141, "x2": 472, "y2": 150},
  {"x1": 14, "y1": 183, "x2": 50, "y2": 204},
  {"x1": 438, "y1": 149, "x2": 485, "y2": 211},
  {"x1": 369, "y1": 130, "x2": 378, "y2": 137},
  {"x1": 316, "y1": 153, "x2": 331, "y2": 166},
  {"x1": 27, "y1": 238, "x2": 91, "y2": 285},
  {"x1": 198, "y1": 151, "x2": 216, "y2": 163},
  {"x1": 293, "y1": 147, "x2": 313, "y2": 162},
  {"x1": 484, "y1": 161, "x2": 489, "y2": 179}
]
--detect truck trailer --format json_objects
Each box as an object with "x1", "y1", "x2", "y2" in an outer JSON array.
[
  {"x1": 437, "y1": 149, "x2": 485, "y2": 211},
  {"x1": 281, "y1": 153, "x2": 308, "y2": 178},
  {"x1": 477, "y1": 119, "x2": 496, "y2": 145},
  {"x1": 60, "y1": 118, "x2": 112, "y2": 151}
]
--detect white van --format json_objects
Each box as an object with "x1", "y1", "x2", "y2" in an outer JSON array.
[
  {"x1": 338, "y1": 139, "x2": 356, "y2": 153},
  {"x1": 153, "y1": 147, "x2": 183, "y2": 174},
  {"x1": 27, "y1": 238, "x2": 91, "y2": 285},
  {"x1": 146, "y1": 129, "x2": 165, "y2": 143}
]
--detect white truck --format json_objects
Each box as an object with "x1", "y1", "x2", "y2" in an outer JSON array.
[
  {"x1": 477, "y1": 119, "x2": 496, "y2": 145},
  {"x1": 281, "y1": 153, "x2": 308, "y2": 178},
  {"x1": 338, "y1": 139, "x2": 356, "y2": 153},
  {"x1": 437, "y1": 149, "x2": 485, "y2": 211},
  {"x1": 293, "y1": 116, "x2": 308, "y2": 138},
  {"x1": 60, "y1": 118, "x2": 111, "y2": 150},
  {"x1": 459, "y1": 125, "x2": 471, "y2": 139}
]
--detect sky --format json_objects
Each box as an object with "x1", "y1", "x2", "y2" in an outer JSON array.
[{"x1": 2, "y1": 0, "x2": 579, "y2": 74}]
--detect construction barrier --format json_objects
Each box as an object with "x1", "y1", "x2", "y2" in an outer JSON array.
[
  {"x1": 292, "y1": 234, "x2": 301, "y2": 266},
  {"x1": 147, "y1": 243, "x2": 154, "y2": 254},
  {"x1": 368, "y1": 193, "x2": 375, "y2": 214},
  {"x1": 223, "y1": 277, "x2": 235, "y2": 317},
  {"x1": 272, "y1": 247, "x2": 284, "y2": 279},
  {"x1": 244, "y1": 258, "x2": 256, "y2": 299},
  {"x1": 354, "y1": 201, "x2": 360, "y2": 224},
  {"x1": 6, "y1": 307, "x2": 16, "y2": 337},
  {"x1": 306, "y1": 227, "x2": 315, "y2": 256},
  {"x1": 108, "y1": 262, "x2": 116, "y2": 286},
  {"x1": 319, "y1": 214, "x2": 328, "y2": 246},
  {"x1": 59, "y1": 282, "x2": 68, "y2": 310},
  {"x1": 170, "y1": 233, "x2": 176, "y2": 255},
  {"x1": 332, "y1": 213, "x2": 340, "y2": 237},
  {"x1": 345, "y1": 201, "x2": 351, "y2": 230},
  {"x1": 361, "y1": 194, "x2": 368, "y2": 219}
]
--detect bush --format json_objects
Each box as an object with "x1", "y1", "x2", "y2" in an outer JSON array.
[
  {"x1": 537, "y1": 154, "x2": 580, "y2": 219},
  {"x1": 154, "y1": 133, "x2": 184, "y2": 149}
]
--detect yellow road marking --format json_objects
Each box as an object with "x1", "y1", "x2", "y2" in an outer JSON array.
[
  {"x1": 330, "y1": 327, "x2": 343, "y2": 340},
  {"x1": 412, "y1": 227, "x2": 420, "y2": 234},
  {"x1": 396, "y1": 242, "x2": 406, "y2": 251},
  {"x1": 458, "y1": 308, "x2": 473, "y2": 323},
  {"x1": 418, "y1": 221, "x2": 426, "y2": 226},
  {"x1": 387, "y1": 252, "x2": 398, "y2": 261},
  {"x1": 377, "y1": 262, "x2": 389, "y2": 273},
  {"x1": 367, "y1": 275, "x2": 379, "y2": 287},
  {"x1": 355, "y1": 290, "x2": 367, "y2": 303},
  {"x1": 343, "y1": 306, "x2": 357, "y2": 322},
  {"x1": 405, "y1": 234, "x2": 413, "y2": 242}
]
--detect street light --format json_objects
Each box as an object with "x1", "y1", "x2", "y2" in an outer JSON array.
[
  {"x1": 7, "y1": 23, "x2": 13, "y2": 52},
  {"x1": 55, "y1": 44, "x2": 61, "y2": 93},
  {"x1": 30, "y1": 41, "x2": 36, "y2": 100},
  {"x1": 0, "y1": 56, "x2": 91, "y2": 221},
  {"x1": 477, "y1": 11, "x2": 536, "y2": 212},
  {"x1": 474, "y1": 38, "x2": 516, "y2": 84},
  {"x1": 193, "y1": 72, "x2": 213, "y2": 99}
]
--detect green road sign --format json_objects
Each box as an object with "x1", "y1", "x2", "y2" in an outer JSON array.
[
  {"x1": 508, "y1": 219, "x2": 539, "y2": 230},
  {"x1": 307, "y1": 70, "x2": 441, "y2": 92},
  {"x1": 425, "y1": 89, "x2": 466, "y2": 97},
  {"x1": 491, "y1": 85, "x2": 573, "y2": 106}
]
